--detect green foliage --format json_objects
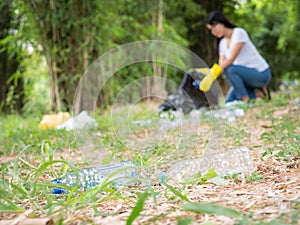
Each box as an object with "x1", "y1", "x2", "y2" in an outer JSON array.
[
  {"x1": 163, "y1": 182, "x2": 190, "y2": 202},
  {"x1": 0, "y1": 190, "x2": 25, "y2": 213},
  {"x1": 260, "y1": 111, "x2": 300, "y2": 161},
  {"x1": 255, "y1": 86, "x2": 300, "y2": 163},
  {"x1": 176, "y1": 217, "x2": 193, "y2": 225},
  {"x1": 0, "y1": 114, "x2": 76, "y2": 156},
  {"x1": 126, "y1": 191, "x2": 149, "y2": 225},
  {"x1": 234, "y1": 0, "x2": 300, "y2": 89},
  {"x1": 17, "y1": 0, "x2": 198, "y2": 111},
  {"x1": 21, "y1": 52, "x2": 50, "y2": 115},
  {"x1": 0, "y1": 0, "x2": 25, "y2": 113},
  {"x1": 182, "y1": 202, "x2": 241, "y2": 218},
  {"x1": 246, "y1": 172, "x2": 264, "y2": 182},
  {"x1": 1, "y1": 0, "x2": 300, "y2": 112},
  {"x1": 182, "y1": 168, "x2": 218, "y2": 186}
]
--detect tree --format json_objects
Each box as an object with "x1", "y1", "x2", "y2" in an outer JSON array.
[
  {"x1": 174, "y1": 0, "x2": 239, "y2": 92},
  {"x1": 0, "y1": 0, "x2": 24, "y2": 113},
  {"x1": 234, "y1": 0, "x2": 300, "y2": 88},
  {"x1": 23, "y1": 0, "x2": 108, "y2": 112},
  {"x1": 14, "y1": 0, "x2": 299, "y2": 113}
]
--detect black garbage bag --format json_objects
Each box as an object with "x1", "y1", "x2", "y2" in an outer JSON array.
[{"x1": 158, "y1": 69, "x2": 219, "y2": 114}]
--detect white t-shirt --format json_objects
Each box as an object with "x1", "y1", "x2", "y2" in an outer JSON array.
[{"x1": 219, "y1": 27, "x2": 269, "y2": 72}]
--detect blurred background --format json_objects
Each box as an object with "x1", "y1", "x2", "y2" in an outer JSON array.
[{"x1": 1, "y1": 0, "x2": 299, "y2": 114}]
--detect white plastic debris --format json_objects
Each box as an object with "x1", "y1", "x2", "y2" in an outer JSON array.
[
  {"x1": 224, "y1": 100, "x2": 248, "y2": 108},
  {"x1": 56, "y1": 111, "x2": 98, "y2": 131}
]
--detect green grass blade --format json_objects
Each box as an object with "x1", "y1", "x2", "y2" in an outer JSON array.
[
  {"x1": 176, "y1": 217, "x2": 193, "y2": 225},
  {"x1": 10, "y1": 183, "x2": 28, "y2": 196},
  {"x1": 163, "y1": 182, "x2": 190, "y2": 202},
  {"x1": 126, "y1": 191, "x2": 149, "y2": 225},
  {"x1": 0, "y1": 201, "x2": 24, "y2": 213},
  {"x1": 182, "y1": 202, "x2": 241, "y2": 218},
  {"x1": 32, "y1": 159, "x2": 77, "y2": 194}
]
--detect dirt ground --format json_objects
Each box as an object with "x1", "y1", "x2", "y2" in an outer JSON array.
[
  {"x1": 90, "y1": 101, "x2": 300, "y2": 225},
  {"x1": 1, "y1": 97, "x2": 299, "y2": 225}
]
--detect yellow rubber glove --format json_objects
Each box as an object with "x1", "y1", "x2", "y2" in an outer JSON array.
[
  {"x1": 194, "y1": 68, "x2": 210, "y2": 75},
  {"x1": 199, "y1": 63, "x2": 223, "y2": 92},
  {"x1": 188, "y1": 67, "x2": 210, "y2": 75}
]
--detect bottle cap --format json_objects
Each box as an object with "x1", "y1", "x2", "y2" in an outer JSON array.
[
  {"x1": 52, "y1": 188, "x2": 66, "y2": 194},
  {"x1": 52, "y1": 178, "x2": 66, "y2": 194},
  {"x1": 159, "y1": 172, "x2": 166, "y2": 182}
]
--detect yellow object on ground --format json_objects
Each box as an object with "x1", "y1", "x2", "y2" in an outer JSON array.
[
  {"x1": 199, "y1": 63, "x2": 223, "y2": 92},
  {"x1": 39, "y1": 112, "x2": 70, "y2": 130}
]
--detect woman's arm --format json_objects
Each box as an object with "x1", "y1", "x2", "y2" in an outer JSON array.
[{"x1": 219, "y1": 42, "x2": 245, "y2": 69}]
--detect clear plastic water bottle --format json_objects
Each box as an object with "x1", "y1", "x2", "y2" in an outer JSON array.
[
  {"x1": 162, "y1": 146, "x2": 253, "y2": 183},
  {"x1": 52, "y1": 160, "x2": 138, "y2": 194}
]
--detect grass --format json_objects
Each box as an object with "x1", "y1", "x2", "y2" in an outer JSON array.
[{"x1": 0, "y1": 87, "x2": 300, "y2": 224}]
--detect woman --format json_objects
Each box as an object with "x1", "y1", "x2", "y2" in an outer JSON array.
[{"x1": 205, "y1": 10, "x2": 271, "y2": 103}]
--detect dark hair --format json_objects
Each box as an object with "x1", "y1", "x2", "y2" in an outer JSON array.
[{"x1": 205, "y1": 10, "x2": 236, "y2": 28}]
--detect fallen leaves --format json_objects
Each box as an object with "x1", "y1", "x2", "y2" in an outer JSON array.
[
  {"x1": 1, "y1": 101, "x2": 300, "y2": 225},
  {"x1": 0, "y1": 210, "x2": 54, "y2": 225}
]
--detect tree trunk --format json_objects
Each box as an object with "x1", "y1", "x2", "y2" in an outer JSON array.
[
  {"x1": 151, "y1": 0, "x2": 167, "y2": 99},
  {"x1": 186, "y1": 0, "x2": 228, "y2": 93},
  {"x1": 187, "y1": 0, "x2": 224, "y2": 65}
]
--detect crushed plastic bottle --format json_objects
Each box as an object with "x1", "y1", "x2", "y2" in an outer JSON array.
[
  {"x1": 52, "y1": 160, "x2": 138, "y2": 194},
  {"x1": 162, "y1": 146, "x2": 253, "y2": 183}
]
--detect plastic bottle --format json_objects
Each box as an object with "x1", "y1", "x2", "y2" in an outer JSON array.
[
  {"x1": 52, "y1": 160, "x2": 138, "y2": 194},
  {"x1": 162, "y1": 146, "x2": 253, "y2": 183},
  {"x1": 295, "y1": 97, "x2": 300, "y2": 107}
]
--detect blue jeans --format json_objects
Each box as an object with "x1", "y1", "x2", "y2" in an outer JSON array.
[{"x1": 224, "y1": 65, "x2": 271, "y2": 103}]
